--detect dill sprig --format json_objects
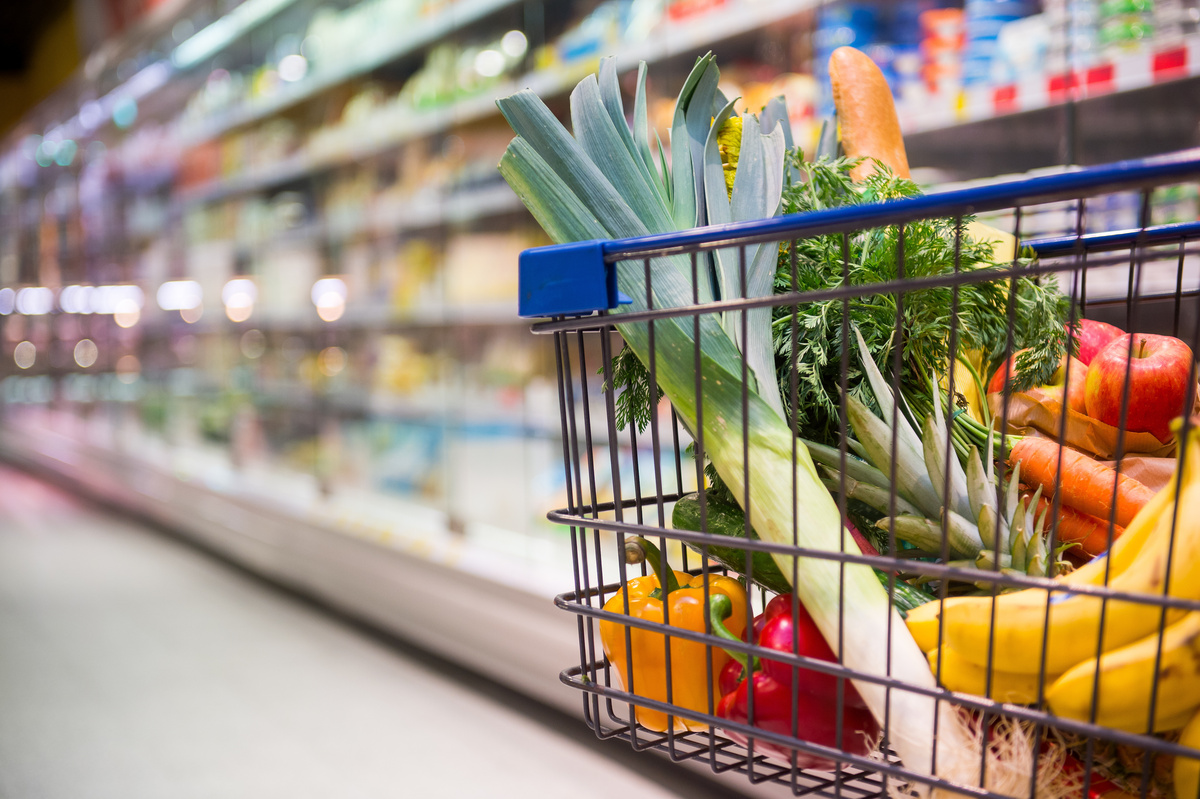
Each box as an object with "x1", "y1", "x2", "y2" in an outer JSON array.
[{"x1": 773, "y1": 152, "x2": 1069, "y2": 446}]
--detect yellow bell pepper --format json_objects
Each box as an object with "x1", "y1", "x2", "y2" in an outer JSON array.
[{"x1": 599, "y1": 538, "x2": 748, "y2": 732}]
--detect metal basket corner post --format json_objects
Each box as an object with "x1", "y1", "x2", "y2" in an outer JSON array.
[{"x1": 524, "y1": 149, "x2": 1200, "y2": 799}]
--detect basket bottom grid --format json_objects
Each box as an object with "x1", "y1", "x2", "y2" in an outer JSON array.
[{"x1": 562, "y1": 664, "x2": 897, "y2": 799}]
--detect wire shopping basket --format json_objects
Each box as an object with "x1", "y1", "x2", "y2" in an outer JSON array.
[{"x1": 520, "y1": 149, "x2": 1200, "y2": 799}]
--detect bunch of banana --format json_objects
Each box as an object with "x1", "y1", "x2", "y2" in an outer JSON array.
[
  {"x1": 808, "y1": 327, "x2": 1066, "y2": 584},
  {"x1": 908, "y1": 422, "x2": 1200, "y2": 746}
]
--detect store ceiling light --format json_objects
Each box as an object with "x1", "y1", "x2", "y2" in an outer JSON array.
[
  {"x1": 223, "y1": 278, "x2": 256, "y2": 322},
  {"x1": 172, "y1": 0, "x2": 297, "y2": 70},
  {"x1": 311, "y1": 277, "x2": 346, "y2": 322},
  {"x1": 90, "y1": 285, "x2": 144, "y2": 315},
  {"x1": 16, "y1": 287, "x2": 53, "y2": 315},
  {"x1": 0, "y1": 288, "x2": 14, "y2": 315},
  {"x1": 222, "y1": 278, "x2": 257, "y2": 306},
  {"x1": 59, "y1": 285, "x2": 94, "y2": 314},
  {"x1": 113, "y1": 300, "x2": 141, "y2": 328},
  {"x1": 156, "y1": 280, "x2": 203, "y2": 311}
]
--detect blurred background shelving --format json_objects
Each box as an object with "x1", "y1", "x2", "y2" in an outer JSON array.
[{"x1": 3, "y1": 0, "x2": 1200, "y2": 700}]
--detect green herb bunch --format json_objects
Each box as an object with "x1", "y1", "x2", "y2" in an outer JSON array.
[{"x1": 773, "y1": 153, "x2": 1070, "y2": 447}]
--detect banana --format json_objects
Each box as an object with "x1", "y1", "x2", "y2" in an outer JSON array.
[
  {"x1": 1047, "y1": 611, "x2": 1200, "y2": 732},
  {"x1": 906, "y1": 597, "x2": 964, "y2": 653},
  {"x1": 928, "y1": 646, "x2": 1059, "y2": 704},
  {"x1": 941, "y1": 431, "x2": 1198, "y2": 675},
  {"x1": 1176, "y1": 707, "x2": 1200, "y2": 799},
  {"x1": 1099, "y1": 704, "x2": 1197, "y2": 734},
  {"x1": 904, "y1": 483, "x2": 1175, "y2": 660}
]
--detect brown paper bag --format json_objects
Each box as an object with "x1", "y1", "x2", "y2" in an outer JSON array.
[
  {"x1": 988, "y1": 390, "x2": 1185, "y2": 492},
  {"x1": 989, "y1": 389, "x2": 1177, "y2": 461}
]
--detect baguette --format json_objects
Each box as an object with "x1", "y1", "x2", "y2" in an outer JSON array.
[{"x1": 829, "y1": 46, "x2": 910, "y2": 182}]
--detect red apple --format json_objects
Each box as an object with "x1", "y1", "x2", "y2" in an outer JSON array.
[
  {"x1": 1084, "y1": 334, "x2": 1194, "y2": 442},
  {"x1": 1071, "y1": 318, "x2": 1124, "y2": 366},
  {"x1": 988, "y1": 349, "x2": 1028, "y2": 395}
]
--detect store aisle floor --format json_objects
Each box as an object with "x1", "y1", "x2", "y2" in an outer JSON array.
[{"x1": 0, "y1": 466, "x2": 700, "y2": 799}]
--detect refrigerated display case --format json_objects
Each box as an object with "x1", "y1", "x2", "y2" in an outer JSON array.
[{"x1": 2, "y1": 0, "x2": 1200, "y2": 714}]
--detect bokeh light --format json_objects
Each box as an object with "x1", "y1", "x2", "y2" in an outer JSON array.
[
  {"x1": 474, "y1": 49, "x2": 505, "y2": 78},
  {"x1": 14, "y1": 341, "x2": 35, "y2": 369},
  {"x1": 279, "y1": 54, "x2": 308, "y2": 82},
  {"x1": 116, "y1": 354, "x2": 141, "y2": 384},
  {"x1": 73, "y1": 339, "x2": 99, "y2": 368},
  {"x1": 114, "y1": 299, "x2": 141, "y2": 328},
  {"x1": 501, "y1": 30, "x2": 527, "y2": 59},
  {"x1": 318, "y1": 346, "x2": 346, "y2": 377},
  {"x1": 312, "y1": 277, "x2": 347, "y2": 322},
  {"x1": 240, "y1": 329, "x2": 267, "y2": 359}
]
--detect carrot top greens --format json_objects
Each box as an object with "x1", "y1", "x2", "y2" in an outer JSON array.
[{"x1": 773, "y1": 153, "x2": 1070, "y2": 447}]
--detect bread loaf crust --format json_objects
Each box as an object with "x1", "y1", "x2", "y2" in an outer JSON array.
[{"x1": 829, "y1": 46, "x2": 911, "y2": 182}]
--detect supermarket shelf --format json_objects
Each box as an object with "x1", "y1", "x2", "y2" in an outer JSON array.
[
  {"x1": 178, "y1": 0, "x2": 526, "y2": 146},
  {"x1": 324, "y1": 181, "x2": 526, "y2": 240},
  {"x1": 907, "y1": 77, "x2": 1200, "y2": 179},
  {"x1": 903, "y1": 37, "x2": 1200, "y2": 177},
  {"x1": 211, "y1": 182, "x2": 524, "y2": 248},
  {"x1": 171, "y1": 0, "x2": 303, "y2": 71},
  {"x1": 175, "y1": 0, "x2": 818, "y2": 207},
  {"x1": 902, "y1": 38, "x2": 1200, "y2": 136}
]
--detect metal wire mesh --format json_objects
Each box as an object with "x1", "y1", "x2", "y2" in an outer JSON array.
[{"x1": 531, "y1": 152, "x2": 1200, "y2": 799}]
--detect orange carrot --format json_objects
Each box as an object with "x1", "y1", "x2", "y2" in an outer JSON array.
[
  {"x1": 1029, "y1": 495, "x2": 1124, "y2": 557},
  {"x1": 1008, "y1": 437, "x2": 1153, "y2": 529}
]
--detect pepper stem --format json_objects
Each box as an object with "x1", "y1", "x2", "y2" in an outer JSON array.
[
  {"x1": 709, "y1": 593, "x2": 757, "y2": 672},
  {"x1": 625, "y1": 537, "x2": 681, "y2": 595}
]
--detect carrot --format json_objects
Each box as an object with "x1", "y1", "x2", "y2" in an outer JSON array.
[
  {"x1": 1029, "y1": 494, "x2": 1124, "y2": 557},
  {"x1": 1008, "y1": 437, "x2": 1153, "y2": 529}
]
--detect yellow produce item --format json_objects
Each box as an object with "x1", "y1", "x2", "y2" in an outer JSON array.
[
  {"x1": 1047, "y1": 611, "x2": 1200, "y2": 732},
  {"x1": 1175, "y1": 707, "x2": 1200, "y2": 799},
  {"x1": 716, "y1": 115, "x2": 742, "y2": 199},
  {"x1": 967, "y1": 221, "x2": 1016, "y2": 264},
  {"x1": 940, "y1": 351, "x2": 986, "y2": 425},
  {"x1": 941, "y1": 428, "x2": 1197, "y2": 675},
  {"x1": 599, "y1": 538, "x2": 748, "y2": 733},
  {"x1": 1097, "y1": 705, "x2": 1196, "y2": 735},
  {"x1": 905, "y1": 597, "x2": 965, "y2": 653},
  {"x1": 928, "y1": 647, "x2": 1059, "y2": 704}
]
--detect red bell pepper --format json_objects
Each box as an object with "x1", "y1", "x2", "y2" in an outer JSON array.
[{"x1": 710, "y1": 593, "x2": 880, "y2": 770}]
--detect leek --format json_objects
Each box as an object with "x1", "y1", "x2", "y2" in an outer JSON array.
[{"x1": 498, "y1": 56, "x2": 1006, "y2": 796}]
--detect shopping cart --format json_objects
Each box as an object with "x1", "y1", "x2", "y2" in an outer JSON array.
[{"x1": 519, "y1": 149, "x2": 1200, "y2": 799}]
